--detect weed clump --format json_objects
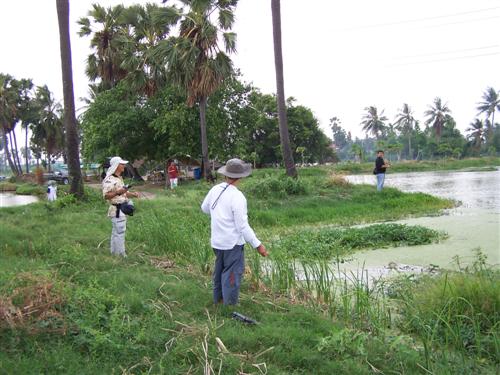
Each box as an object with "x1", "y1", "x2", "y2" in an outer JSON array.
[
  {"x1": 271, "y1": 223, "x2": 445, "y2": 260},
  {"x1": 0, "y1": 274, "x2": 66, "y2": 335},
  {"x1": 244, "y1": 174, "x2": 309, "y2": 198},
  {"x1": 324, "y1": 173, "x2": 352, "y2": 188},
  {"x1": 397, "y1": 251, "x2": 500, "y2": 362}
]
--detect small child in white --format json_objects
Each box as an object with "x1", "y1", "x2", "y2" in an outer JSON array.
[{"x1": 47, "y1": 182, "x2": 57, "y2": 201}]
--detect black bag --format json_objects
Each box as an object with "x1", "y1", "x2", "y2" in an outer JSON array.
[
  {"x1": 114, "y1": 202, "x2": 135, "y2": 217},
  {"x1": 120, "y1": 202, "x2": 135, "y2": 216},
  {"x1": 373, "y1": 168, "x2": 378, "y2": 175}
]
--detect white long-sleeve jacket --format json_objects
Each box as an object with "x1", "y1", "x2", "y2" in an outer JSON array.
[{"x1": 201, "y1": 182, "x2": 261, "y2": 250}]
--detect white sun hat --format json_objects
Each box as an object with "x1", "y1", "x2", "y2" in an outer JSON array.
[{"x1": 106, "y1": 156, "x2": 128, "y2": 177}]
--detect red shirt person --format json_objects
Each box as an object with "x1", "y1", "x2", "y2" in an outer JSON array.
[{"x1": 167, "y1": 162, "x2": 179, "y2": 189}]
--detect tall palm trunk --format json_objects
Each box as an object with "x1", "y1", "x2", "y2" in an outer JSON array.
[
  {"x1": 56, "y1": 0, "x2": 83, "y2": 197},
  {"x1": 271, "y1": 0, "x2": 296, "y2": 178},
  {"x1": 12, "y1": 129, "x2": 23, "y2": 173},
  {"x1": 488, "y1": 111, "x2": 495, "y2": 145},
  {"x1": 7, "y1": 131, "x2": 21, "y2": 175},
  {"x1": 199, "y1": 96, "x2": 210, "y2": 180},
  {"x1": 25, "y1": 125, "x2": 29, "y2": 173},
  {"x1": 2, "y1": 129, "x2": 17, "y2": 175},
  {"x1": 408, "y1": 134, "x2": 412, "y2": 160}
]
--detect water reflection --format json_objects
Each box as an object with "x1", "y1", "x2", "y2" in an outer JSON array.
[
  {"x1": 346, "y1": 169, "x2": 500, "y2": 211},
  {"x1": 0, "y1": 193, "x2": 39, "y2": 207}
]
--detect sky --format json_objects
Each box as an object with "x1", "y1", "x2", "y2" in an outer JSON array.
[{"x1": 1, "y1": 0, "x2": 499, "y2": 141}]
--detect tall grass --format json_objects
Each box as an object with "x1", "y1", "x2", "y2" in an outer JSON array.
[{"x1": 395, "y1": 250, "x2": 500, "y2": 369}]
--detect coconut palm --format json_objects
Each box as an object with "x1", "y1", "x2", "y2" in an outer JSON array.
[
  {"x1": 78, "y1": 4, "x2": 128, "y2": 92},
  {"x1": 394, "y1": 103, "x2": 416, "y2": 159},
  {"x1": 466, "y1": 119, "x2": 485, "y2": 155},
  {"x1": 57, "y1": 0, "x2": 84, "y2": 197},
  {"x1": 477, "y1": 87, "x2": 500, "y2": 143},
  {"x1": 271, "y1": 0, "x2": 296, "y2": 177},
  {"x1": 153, "y1": 0, "x2": 236, "y2": 179},
  {"x1": 361, "y1": 106, "x2": 388, "y2": 139},
  {"x1": 424, "y1": 97, "x2": 452, "y2": 142}
]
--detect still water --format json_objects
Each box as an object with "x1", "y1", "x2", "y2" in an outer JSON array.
[
  {"x1": 345, "y1": 169, "x2": 500, "y2": 270},
  {"x1": 0, "y1": 192, "x2": 39, "y2": 207}
]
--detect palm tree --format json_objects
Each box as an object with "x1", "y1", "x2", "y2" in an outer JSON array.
[
  {"x1": 424, "y1": 97, "x2": 452, "y2": 142},
  {"x1": 466, "y1": 119, "x2": 485, "y2": 155},
  {"x1": 32, "y1": 86, "x2": 64, "y2": 172},
  {"x1": 271, "y1": 0, "x2": 296, "y2": 177},
  {"x1": 350, "y1": 143, "x2": 363, "y2": 163},
  {"x1": 477, "y1": 87, "x2": 500, "y2": 143},
  {"x1": 394, "y1": 103, "x2": 416, "y2": 159},
  {"x1": 16, "y1": 79, "x2": 37, "y2": 173},
  {"x1": 0, "y1": 74, "x2": 25, "y2": 175},
  {"x1": 361, "y1": 106, "x2": 388, "y2": 139},
  {"x1": 118, "y1": 4, "x2": 174, "y2": 97},
  {"x1": 0, "y1": 74, "x2": 19, "y2": 175},
  {"x1": 153, "y1": 0, "x2": 236, "y2": 179},
  {"x1": 56, "y1": 0, "x2": 84, "y2": 197},
  {"x1": 78, "y1": 4, "x2": 128, "y2": 92}
]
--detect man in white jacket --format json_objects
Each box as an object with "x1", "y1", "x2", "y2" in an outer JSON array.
[{"x1": 201, "y1": 158, "x2": 268, "y2": 305}]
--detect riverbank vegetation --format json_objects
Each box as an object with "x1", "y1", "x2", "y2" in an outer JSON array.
[
  {"x1": 1, "y1": 169, "x2": 498, "y2": 373},
  {"x1": 333, "y1": 156, "x2": 500, "y2": 174}
]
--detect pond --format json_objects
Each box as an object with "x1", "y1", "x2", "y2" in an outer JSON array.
[
  {"x1": 343, "y1": 168, "x2": 500, "y2": 274},
  {"x1": 0, "y1": 192, "x2": 40, "y2": 208}
]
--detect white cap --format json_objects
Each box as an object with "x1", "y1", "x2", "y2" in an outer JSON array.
[{"x1": 106, "y1": 156, "x2": 128, "y2": 177}]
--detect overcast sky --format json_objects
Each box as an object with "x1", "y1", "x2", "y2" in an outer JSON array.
[{"x1": 1, "y1": 0, "x2": 499, "y2": 141}]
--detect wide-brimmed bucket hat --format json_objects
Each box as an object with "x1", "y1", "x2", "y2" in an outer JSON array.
[{"x1": 217, "y1": 158, "x2": 252, "y2": 179}]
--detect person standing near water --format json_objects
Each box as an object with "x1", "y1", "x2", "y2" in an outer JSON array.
[
  {"x1": 201, "y1": 158, "x2": 268, "y2": 305},
  {"x1": 102, "y1": 156, "x2": 139, "y2": 257},
  {"x1": 374, "y1": 150, "x2": 390, "y2": 191},
  {"x1": 47, "y1": 181, "x2": 57, "y2": 201}
]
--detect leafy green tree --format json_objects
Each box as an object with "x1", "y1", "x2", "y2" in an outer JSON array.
[
  {"x1": 394, "y1": 103, "x2": 416, "y2": 159},
  {"x1": 424, "y1": 97, "x2": 452, "y2": 142},
  {"x1": 361, "y1": 106, "x2": 387, "y2": 139},
  {"x1": 271, "y1": 0, "x2": 296, "y2": 177},
  {"x1": 81, "y1": 83, "x2": 161, "y2": 162},
  {"x1": 296, "y1": 146, "x2": 306, "y2": 165}
]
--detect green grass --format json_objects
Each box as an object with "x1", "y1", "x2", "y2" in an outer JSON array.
[{"x1": 0, "y1": 169, "x2": 497, "y2": 374}]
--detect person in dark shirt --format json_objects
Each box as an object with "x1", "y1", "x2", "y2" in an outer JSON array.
[{"x1": 374, "y1": 150, "x2": 390, "y2": 191}]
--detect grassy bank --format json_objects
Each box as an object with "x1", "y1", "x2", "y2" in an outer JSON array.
[
  {"x1": 1, "y1": 172, "x2": 497, "y2": 374},
  {"x1": 0, "y1": 182, "x2": 56, "y2": 196},
  {"x1": 332, "y1": 156, "x2": 500, "y2": 175}
]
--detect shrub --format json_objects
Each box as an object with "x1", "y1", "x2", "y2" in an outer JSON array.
[
  {"x1": 16, "y1": 184, "x2": 45, "y2": 196},
  {"x1": 0, "y1": 182, "x2": 17, "y2": 192},
  {"x1": 324, "y1": 173, "x2": 352, "y2": 188},
  {"x1": 244, "y1": 174, "x2": 309, "y2": 198}
]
